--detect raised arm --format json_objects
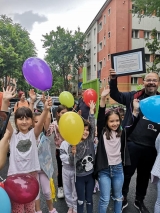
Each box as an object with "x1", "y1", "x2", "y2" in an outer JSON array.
[
  {"x1": 109, "y1": 69, "x2": 134, "y2": 106},
  {"x1": 28, "y1": 89, "x2": 36, "y2": 112},
  {"x1": 2, "y1": 87, "x2": 16, "y2": 136},
  {"x1": 34, "y1": 97, "x2": 52, "y2": 138}
]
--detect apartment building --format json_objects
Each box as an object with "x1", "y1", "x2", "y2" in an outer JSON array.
[{"x1": 83, "y1": 0, "x2": 160, "y2": 94}]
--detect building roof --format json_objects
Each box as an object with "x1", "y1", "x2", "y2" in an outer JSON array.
[{"x1": 85, "y1": 0, "x2": 112, "y2": 35}]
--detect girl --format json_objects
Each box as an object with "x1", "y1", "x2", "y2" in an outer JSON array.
[
  {"x1": 46, "y1": 105, "x2": 68, "y2": 198},
  {"x1": 60, "y1": 140, "x2": 77, "y2": 213},
  {"x1": 94, "y1": 86, "x2": 139, "y2": 213},
  {"x1": 70, "y1": 100, "x2": 96, "y2": 213},
  {"x1": 151, "y1": 134, "x2": 160, "y2": 213},
  {"x1": 2, "y1": 86, "x2": 52, "y2": 213},
  {"x1": 34, "y1": 111, "x2": 58, "y2": 213}
]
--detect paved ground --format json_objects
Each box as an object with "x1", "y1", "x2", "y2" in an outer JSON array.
[{"x1": 0, "y1": 115, "x2": 157, "y2": 213}]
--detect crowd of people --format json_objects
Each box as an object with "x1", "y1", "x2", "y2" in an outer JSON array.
[{"x1": 0, "y1": 69, "x2": 160, "y2": 213}]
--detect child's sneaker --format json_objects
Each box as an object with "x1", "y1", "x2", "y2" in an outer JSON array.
[
  {"x1": 57, "y1": 187, "x2": 64, "y2": 198},
  {"x1": 49, "y1": 208, "x2": 58, "y2": 213}
]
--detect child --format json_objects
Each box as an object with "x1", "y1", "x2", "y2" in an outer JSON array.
[
  {"x1": 151, "y1": 134, "x2": 160, "y2": 213},
  {"x1": 70, "y1": 100, "x2": 96, "y2": 213},
  {"x1": 2, "y1": 86, "x2": 52, "y2": 213},
  {"x1": 60, "y1": 140, "x2": 77, "y2": 213},
  {"x1": 46, "y1": 105, "x2": 68, "y2": 198},
  {"x1": 33, "y1": 111, "x2": 58, "y2": 213},
  {"x1": 94, "y1": 86, "x2": 139, "y2": 213}
]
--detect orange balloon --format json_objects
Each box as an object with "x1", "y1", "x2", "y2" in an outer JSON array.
[{"x1": 59, "y1": 112, "x2": 84, "y2": 145}]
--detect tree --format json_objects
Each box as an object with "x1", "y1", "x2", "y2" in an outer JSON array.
[
  {"x1": 0, "y1": 15, "x2": 37, "y2": 90},
  {"x1": 42, "y1": 26, "x2": 89, "y2": 91},
  {"x1": 132, "y1": 0, "x2": 160, "y2": 18},
  {"x1": 145, "y1": 29, "x2": 160, "y2": 73}
]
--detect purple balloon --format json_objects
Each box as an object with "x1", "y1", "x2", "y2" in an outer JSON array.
[{"x1": 22, "y1": 57, "x2": 53, "y2": 91}]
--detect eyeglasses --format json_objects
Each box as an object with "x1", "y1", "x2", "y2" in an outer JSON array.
[{"x1": 144, "y1": 79, "x2": 159, "y2": 83}]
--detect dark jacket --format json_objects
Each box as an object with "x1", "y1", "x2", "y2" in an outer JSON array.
[
  {"x1": 110, "y1": 78, "x2": 160, "y2": 128},
  {"x1": 94, "y1": 106, "x2": 139, "y2": 177}
]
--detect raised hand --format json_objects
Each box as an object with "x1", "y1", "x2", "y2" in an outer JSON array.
[
  {"x1": 89, "y1": 100, "x2": 96, "y2": 114},
  {"x1": 3, "y1": 86, "x2": 16, "y2": 101},
  {"x1": 44, "y1": 97, "x2": 52, "y2": 110},
  {"x1": 101, "y1": 85, "x2": 110, "y2": 98},
  {"x1": 109, "y1": 68, "x2": 117, "y2": 79},
  {"x1": 133, "y1": 99, "x2": 139, "y2": 111},
  {"x1": 29, "y1": 89, "x2": 36, "y2": 102}
]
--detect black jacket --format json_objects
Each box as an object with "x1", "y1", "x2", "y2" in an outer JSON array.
[
  {"x1": 94, "y1": 106, "x2": 138, "y2": 177},
  {"x1": 110, "y1": 78, "x2": 160, "y2": 128}
]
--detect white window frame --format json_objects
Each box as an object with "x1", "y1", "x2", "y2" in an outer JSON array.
[
  {"x1": 132, "y1": 30, "x2": 139, "y2": 38},
  {"x1": 131, "y1": 77, "x2": 138, "y2": 84},
  {"x1": 99, "y1": 22, "x2": 102, "y2": 32}
]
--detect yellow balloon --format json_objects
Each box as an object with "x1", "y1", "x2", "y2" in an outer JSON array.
[
  {"x1": 59, "y1": 91, "x2": 74, "y2": 108},
  {"x1": 59, "y1": 112, "x2": 84, "y2": 145}
]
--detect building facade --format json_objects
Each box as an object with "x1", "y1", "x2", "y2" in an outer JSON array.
[{"x1": 83, "y1": 0, "x2": 160, "y2": 99}]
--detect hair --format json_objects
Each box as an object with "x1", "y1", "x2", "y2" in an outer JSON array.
[
  {"x1": 144, "y1": 72, "x2": 159, "y2": 80},
  {"x1": 18, "y1": 91, "x2": 25, "y2": 98},
  {"x1": 83, "y1": 119, "x2": 91, "y2": 133},
  {"x1": 56, "y1": 105, "x2": 68, "y2": 123},
  {"x1": 104, "y1": 109, "x2": 122, "y2": 140},
  {"x1": 14, "y1": 107, "x2": 33, "y2": 132}
]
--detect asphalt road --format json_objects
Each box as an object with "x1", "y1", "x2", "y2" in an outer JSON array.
[{"x1": 0, "y1": 116, "x2": 157, "y2": 213}]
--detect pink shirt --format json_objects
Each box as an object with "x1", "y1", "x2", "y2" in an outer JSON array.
[{"x1": 103, "y1": 131, "x2": 122, "y2": 165}]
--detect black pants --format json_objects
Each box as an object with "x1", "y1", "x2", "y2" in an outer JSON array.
[
  {"x1": 56, "y1": 149, "x2": 63, "y2": 187},
  {"x1": 75, "y1": 173, "x2": 95, "y2": 213},
  {"x1": 122, "y1": 141, "x2": 157, "y2": 201}
]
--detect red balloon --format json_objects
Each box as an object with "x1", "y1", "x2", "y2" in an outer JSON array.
[
  {"x1": 83, "y1": 89, "x2": 98, "y2": 106},
  {"x1": 0, "y1": 182, "x2": 4, "y2": 188},
  {"x1": 4, "y1": 174, "x2": 39, "y2": 204}
]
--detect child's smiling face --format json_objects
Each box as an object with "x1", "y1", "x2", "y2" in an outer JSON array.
[{"x1": 82, "y1": 126, "x2": 89, "y2": 140}]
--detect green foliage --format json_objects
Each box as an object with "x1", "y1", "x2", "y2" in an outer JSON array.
[
  {"x1": 42, "y1": 26, "x2": 88, "y2": 91},
  {"x1": 132, "y1": 0, "x2": 160, "y2": 18},
  {"x1": 136, "y1": 84, "x2": 143, "y2": 91},
  {"x1": 145, "y1": 29, "x2": 160, "y2": 73},
  {"x1": 0, "y1": 15, "x2": 37, "y2": 90}
]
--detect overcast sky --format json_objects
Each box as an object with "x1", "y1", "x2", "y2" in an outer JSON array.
[{"x1": 0, "y1": 0, "x2": 106, "y2": 58}]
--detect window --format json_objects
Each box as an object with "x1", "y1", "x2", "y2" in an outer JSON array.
[
  {"x1": 144, "y1": 31, "x2": 150, "y2": 39},
  {"x1": 99, "y1": 61, "x2": 102, "y2": 70},
  {"x1": 155, "y1": 55, "x2": 160, "y2": 60},
  {"x1": 99, "y1": 42, "x2": 102, "y2": 51},
  {"x1": 108, "y1": 31, "x2": 111, "y2": 38},
  {"x1": 157, "y1": 32, "x2": 160, "y2": 40},
  {"x1": 94, "y1": 65, "x2": 96, "y2": 71},
  {"x1": 108, "y1": 8, "x2": 111, "y2": 15},
  {"x1": 104, "y1": 15, "x2": 106, "y2": 24},
  {"x1": 108, "y1": 54, "x2": 111, "y2": 60},
  {"x1": 94, "y1": 28, "x2": 96, "y2": 35},
  {"x1": 104, "y1": 58, "x2": 106, "y2": 67},
  {"x1": 99, "y1": 22, "x2": 102, "y2": 32},
  {"x1": 131, "y1": 77, "x2": 138, "y2": 84},
  {"x1": 104, "y1": 36, "x2": 106, "y2": 46},
  {"x1": 145, "y1": 54, "x2": 150, "y2": 62},
  {"x1": 132, "y1": 30, "x2": 139, "y2": 38}
]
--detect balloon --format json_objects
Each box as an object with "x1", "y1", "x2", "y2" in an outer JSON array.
[
  {"x1": 83, "y1": 89, "x2": 97, "y2": 107},
  {"x1": 4, "y1": 174, "x2": 39, "y2": 204},
  {"x1": 59, "y1": 91, "x2": 74, "y2": 108},
  {"x1": 59, "y1": 112, "x2": 84, "y2": 145},
  {"x1": 0, "y1": 182, "x2": 4, "y2": 188},
  {"x1": 0, "y1": 187, "x2": 11, "y2": 213},
  {"x1": 140, "y1": 96, "x2": 160, "y2": 123},
  {"x1": 22, "y1": 57, "x2": 53, "y2": 91}
]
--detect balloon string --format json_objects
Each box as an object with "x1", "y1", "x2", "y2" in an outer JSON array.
[
  {"x1": 72, "y1": 107, "x2": 85, "y2": 121},
  {"x1": 74, "y1": 154, "x2": 76, "y2": 182}
]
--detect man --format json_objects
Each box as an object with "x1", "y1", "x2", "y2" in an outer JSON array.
[
  {"x1": 74, "y1": 89, "x2": 90, "y2": 120},
  {"x1": 110, "y1": 69, "x2": 160, "y2": 213}
]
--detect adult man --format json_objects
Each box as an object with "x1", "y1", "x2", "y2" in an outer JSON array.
[{"x1": 110, "y1": 69, "x2": 160, "y2": 213}]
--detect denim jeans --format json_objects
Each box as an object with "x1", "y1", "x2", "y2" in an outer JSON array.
[
  {"x1": 75, "y1": 173, "x2": 95, "y2": 213},
  {"x1": 98, "y1": 163, "x2": 124, "y2": 213},
  {"x1": 155, "y1": 179, "x2": 160, "y2": 213}
]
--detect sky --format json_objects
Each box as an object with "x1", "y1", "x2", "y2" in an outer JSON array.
[{"x1": 0, "y1": 0, "x2": 106, "y2": 58}]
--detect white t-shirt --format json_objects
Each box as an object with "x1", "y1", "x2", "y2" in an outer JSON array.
[{"x1": 8, "y1": 128, "x2": 40, "y2": 176}]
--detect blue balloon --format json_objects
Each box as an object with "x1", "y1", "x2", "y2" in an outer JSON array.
[
  {"x1": 0, "y1": 187, "x2": 11, "y2": 213},
  {"x1": 140, "y1": 96, "x2": 160, "y2": 123}
]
